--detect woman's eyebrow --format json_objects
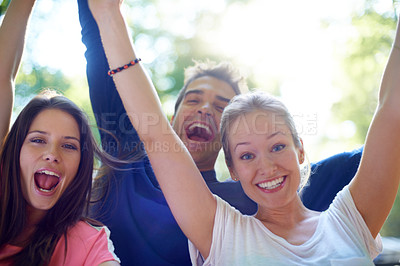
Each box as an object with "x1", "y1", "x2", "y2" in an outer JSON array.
[{"x1": 27, "y1": 130, "x2": 80, "y2": 142}]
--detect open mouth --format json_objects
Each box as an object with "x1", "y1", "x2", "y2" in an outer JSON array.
[
  {"x1": 185, "y1": 122, "x2": 214, "y2": 142},
  {"x1": 257, "y1": 176, "x2": 286, "y2": 190},
  {"x1": 34, "y1": 170, "x2": 60, "y2": 193}
]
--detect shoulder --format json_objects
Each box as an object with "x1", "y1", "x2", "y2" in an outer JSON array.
[
  {"x1": 210, "y1": 181, "x2": 257, "y2": 215},
  {"x1": 68, "y1": 221, "x2": 118, "y2": 248},
  {"x1": 213, "y1": 195, "x2": 252, "y2": 226},
  {"x1": 325, "y1": 186, "x2": 382, "y2": 258},
  {"x1": 64, "y1": 221, "x2": 114, "y2": 252},
  {"x1": 51, "y1": 221, "x2": 120, "y2": 265},
  {"x1": 68, "y1": 220, "x2": 107, "y2": 237}
]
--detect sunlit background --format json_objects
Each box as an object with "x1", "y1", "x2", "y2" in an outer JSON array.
[
  {"x1": 13, "y1": 0, "x2": 397, "y2": 159},
  {"x1": 1, "y1": 0, "x2": 399, "y2": 237}
]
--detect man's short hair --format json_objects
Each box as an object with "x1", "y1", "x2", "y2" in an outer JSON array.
[{"x1": 173, "y1": 60, "x2": 247, "y2": 116}]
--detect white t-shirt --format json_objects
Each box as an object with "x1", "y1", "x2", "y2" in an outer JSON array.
[{"x1": 189, "y1": 185, "x2": 382, "y2": 266}]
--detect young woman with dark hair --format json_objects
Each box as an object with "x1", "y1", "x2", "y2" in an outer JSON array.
[{"x1": 0, "y1": 0, "x2": 121, "y2": 265}]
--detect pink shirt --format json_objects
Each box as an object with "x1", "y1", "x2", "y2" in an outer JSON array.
[{"x1": 0, "y1": 221, "x2": 120, "y2": 265}]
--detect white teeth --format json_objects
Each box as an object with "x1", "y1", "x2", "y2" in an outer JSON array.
[
  {"x1": 37, "y1": 170, "x2": 60, "y2": 178},
  {"x1": 258, "y1": 177, "x2": 284, "y2": 190},
  {"x1": 38, "y1": 187, "x2": 54, "y2": 192},
  {"x1": 189, "y1": 123, "x2": 212, "y2": 135}
]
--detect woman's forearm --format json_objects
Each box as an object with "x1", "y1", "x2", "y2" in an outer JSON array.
[
  {"x1": 89, "y1": 2, "x2": 166, "y2": 142},
  {"x1": 88, "y1": 1, "x2": 216, "y2": 257},
  {"x1": 0, "y1": 0, "x2": 36, "y2": 145}
]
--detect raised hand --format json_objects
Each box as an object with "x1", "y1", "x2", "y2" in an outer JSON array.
[{"x1": 0, "y1": 0, "x2": 36, "y2": 147}]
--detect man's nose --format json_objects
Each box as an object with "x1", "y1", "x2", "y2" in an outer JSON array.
[{"x1": 197, "y1": 102, "x2": 212, "y2": 117}]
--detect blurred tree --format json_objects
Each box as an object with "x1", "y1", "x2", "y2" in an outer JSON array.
[
  {"x1": 0, "y1": 0, "x2": 10, "y2": 16},
  {"x1": 330, "y1": 1, "x2": 399, "y2": 236},
  {"x1": 14, "y1": 64, "x2": 71, "y2": 114},
  {"x1": 122, "y1": 0, "x2": 254, "y2": 117},
  {"x1": 331, "y1": 13, "x2": 395, "y2": 144}
]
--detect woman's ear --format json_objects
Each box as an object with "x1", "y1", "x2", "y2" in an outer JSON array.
[
  {"x1": 298, "y1": 138, "x2": 305, "y2": 164},
  {"x1": 228, "y1": 165, "x2": 239, "y2": 181}
]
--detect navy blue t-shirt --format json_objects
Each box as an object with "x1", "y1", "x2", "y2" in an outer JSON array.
[
  {"x1": 301, "y1": 146, "x2": 363, "y2": 211},
  {"x1": 78, "y1": 1, "x2": 361, "y2": 264}
]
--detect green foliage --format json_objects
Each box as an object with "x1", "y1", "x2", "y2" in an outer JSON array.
[
  {"x1": 13, "y1": 64, "x2": 100, "y2": 164},
  {"x1": 331, "y1": 7, "x2": 399, "y2": 237},
  {"x1": 123, "y1": 0, "x2": 253, "y2": 116},
  {"x1": 13, "y1": 64, "x2": 72, "y2": 114},
  {"x1": 0, "y1": 0, "x2": 10, "y2": 16},
  {"x1": 331, "y1": 12, "x2": 395, "y2": 144},
  {"x1": 381, "y1": 186, "x2": 400, "y2": 237}
]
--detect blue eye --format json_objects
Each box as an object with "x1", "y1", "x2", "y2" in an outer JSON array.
[
  {"x1": 240, "y1": 153, "x2": 254, "y2": 160},
  {"x1": 272, "y1": 144, "x2": 285, "y2": 152}
]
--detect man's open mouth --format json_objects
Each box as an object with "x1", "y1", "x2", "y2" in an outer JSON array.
[
  {"x1": 34, "y1": 170, "x2": 60, "y2": 193},
  {"x1": 185, "y1": 122, "x2": 214, "y2": 142}
]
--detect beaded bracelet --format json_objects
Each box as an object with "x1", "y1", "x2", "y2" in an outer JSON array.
[{"x1": 108, "y1": 58, "x2": 141, "y2": 76}]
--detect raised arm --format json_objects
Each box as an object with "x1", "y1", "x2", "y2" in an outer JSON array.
[
  {"x1": 88, "y1": 0, "x2": 216, "y2": 258},
  {"x1": 78, "y1": 0, "x2": 146, "y2": 161},
  {"x1": 0, "y1": 0, "x2": 36, "y2": 147},
  {"x1": 349, "y1": 18, "x2": 400, "y2": 238}
]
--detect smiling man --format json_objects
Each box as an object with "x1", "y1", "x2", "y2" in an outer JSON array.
[
  {"x1": 77, "y1": 0, "x2": 361, "y2": 265},
  {"x1": 172, "y1": 74, "x2": 238, "y2": 170}
]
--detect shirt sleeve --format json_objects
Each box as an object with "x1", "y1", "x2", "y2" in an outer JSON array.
[
  {"x1": 83, "y1": 225, "x2": 121, "y2": 265},
  {"x1": 50, "y1": 222, "x2": 120, "y2": 265},
  {"x1": 78, "y1": 0, "x2": 143, "y2": 160},
  {"x1": 188, "y1": 195, "x2": 235, "y2": 266},
  {"x1": 77, "y1": 0, "x2": 159, "y2": 188},
  {"x1": 329, "y1": 185, "x2": 383, "y2": 259}
]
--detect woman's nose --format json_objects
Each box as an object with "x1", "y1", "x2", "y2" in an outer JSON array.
[
  {"x1": 258, "y1": 156, "x2": 277, "y2": 176},
  {"x1": 42, "y1": 146, "x2": 60, "y2": 163}
]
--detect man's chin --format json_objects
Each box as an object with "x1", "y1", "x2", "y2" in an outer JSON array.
[
  {"x1": 185, "y1": 139, "x2": 221, "y2": 154},
  {"x1": 186, "y1": 141, "x2": 208, "y2": 152}
]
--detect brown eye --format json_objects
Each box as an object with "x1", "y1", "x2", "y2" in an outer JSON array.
[
  {"x1": 63, "y1": 143, "x2": 78, "y2": 150},
  {"x1": 215, "y1": 105, "x2": 224, "y2": 112}
]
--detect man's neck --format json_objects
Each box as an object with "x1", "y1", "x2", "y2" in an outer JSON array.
[
  {"x1": 194, "y1": 154, "x2": 217, "y2": 172},
  {"x1": 197, "y1": 164, "x2": 215, "y2": 172}
]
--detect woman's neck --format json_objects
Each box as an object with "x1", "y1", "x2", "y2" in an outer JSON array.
[{"x1": 255, "y1": 196, "x2": 320, "y2": 245}]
